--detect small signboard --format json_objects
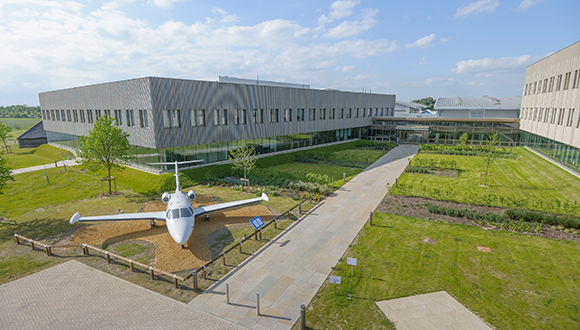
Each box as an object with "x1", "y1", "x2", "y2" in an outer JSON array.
[
  {"x1": 250, "y1": 216, "x2": 264, "y2": 230},
  {"x1": 347, "y1": 257, "x2": 358, "y2": 266},
  {"x1": 329, "y1": 276, "x2": 341, "y2": 284}
]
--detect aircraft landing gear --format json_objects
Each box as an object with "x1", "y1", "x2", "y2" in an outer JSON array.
[
  {"x1": 181, "y1": 244, "x2": 185, "y2": 249},
  {"x1": 150, "y1": 220, "x2": 155, "y2": 228},
  {"x1": 205, "y1": 214, "x2": 210, "y2": 222}
]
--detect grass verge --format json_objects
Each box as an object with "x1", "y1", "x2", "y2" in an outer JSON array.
[{"x1": 303, "y1": 213, "x2": 580, "y2": 330}]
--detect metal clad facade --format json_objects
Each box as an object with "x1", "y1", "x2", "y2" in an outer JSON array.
[{"x1": 39, "y1": 77, "x2": 395, "y2": 150}]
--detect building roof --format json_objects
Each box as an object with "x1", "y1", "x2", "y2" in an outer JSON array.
[
  {"x1": 395, "y1": 101, "x2": 427, "y2": 109},
  {"x1": 17, "y1": 121, "x2": 46, "y2": 140},
  {"x1": 435, "y1": 96, "x2": 521, "y2": 110}
]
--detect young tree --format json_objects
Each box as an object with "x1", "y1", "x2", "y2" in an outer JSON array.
[
  {"x1": 77, "y1": 116, "x2": 133, "y2": 195},
  {"x1": 0, "y1": 122, "x2": 14, "y2": 153},
  {"x1": 459, "y1": 132, "x2": 469, "y2": 147},
  {"x1": 481, "y1": 132, "x2": 500, "y2": 187},
  {"x1": 0, "y1": 152, "x2": 14, "y2": 194},
  {"x1": 229, "y1": 139, "x2": 257, "y2": 183}
]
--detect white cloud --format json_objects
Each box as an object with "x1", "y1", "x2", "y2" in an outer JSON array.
[
  {"x1": 318, "y1": 0, "x2": 360, "y2": 25},
  {"x1": 212, "y1": 7, "x2": 239, "y2": 24},
  {"x1": 323, "y1": 8, "x2": 377, "y2": 38},
  {"x1": 452, "y1": 54, "x2": 544, "y2": 74},
  {"x1": 354, "y1": 74, "x2": 369, "y2": 80},
  {"x1": 337, "y1": 66, "x2": 354, "y2": 72},
  {"x1": 413, "y1": 56, "x2": 427, "y2": 67},
  {"x1": 405, "y1": 34, "x2": 436, "y2": 49},
  {"x1": 454, "y1": 0, "x2": 499, "y2": 19},
  {"x1": 148, "y1": 0, "x2": 183, "y2": 9},
  {"x1": 516, "y1": 0, "x2": 545, "y2": 11}
]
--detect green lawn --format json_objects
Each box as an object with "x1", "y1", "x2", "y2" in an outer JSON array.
[
  {"x1": 0, "y1": 118, "x2": 41, "y2": 139},
  {"x1": 390, "y1": 147, "x2": 580, "y2": 215},
  {"x1": 4, "y1": 144, "x2": 74, "y2": 169},
  {"x1": 303, "y1": 213, "x2": 580, "y2": 330},
  {"x1": 266, "y1": 162, "x2": 362, "y2": 183},
  {"x1": 332, "y1": 149, "x2": 386, "y2": 164}
]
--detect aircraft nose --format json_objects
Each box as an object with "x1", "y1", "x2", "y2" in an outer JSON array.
[{"x1": 167, "y1": 218, "x2": 194, "y2": 245}]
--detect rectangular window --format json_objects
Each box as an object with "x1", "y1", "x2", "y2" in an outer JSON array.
[
  {"x1": 319, "y1": 108, "x2": 326, "y2": 120},
  {"x1": 164, "y1": 110, "x2": 172, "y2": 127},
  {"x1": 126, "y1": 110, "x2": 134, "y2": 127},
  {"x1": 308, "y1": 108, "x2": 315, "y2": 121},
  {"x1": 139, "y1": 110, "x2": 144, "y2": 128},
  {"x1": 270, "y1": 109, "x2": 278, "y2": 123},
  {"x1": 252, "y1": 109, "x2": 263, "y2": 124},
  {"x1": 556, "y1": 75, "x2": 562, "y2": 91},
  {"x1": 190, "y1": 110, "x2": 197, "y2": 126},
  {"x1": 214, "y1": 109, "x2": 221, "y2": 126},
  {"x1": 567, "y1": 109, "x2": 575, "y2": 127},
  {"x1": 66, "y1": 110, "x2": 71, "y2": 122},
  {"x1": 61, "y1": 110, "x2": 66, "y2": 121},
  {"x1": 296, "y1": 108, "x2": 305, "y2": 121},
  {"x1": 284, "y1": 109, "x2": 292, "y2": 122},
  {"x1": 235, "y1": 109, "x2": 246, "y2": 125},
  {"x1": 542, "y1": 79, "x2": 548, "y2": 93},
  {"x1": 564, "y1": 72, "x2": 572, "y2": 90},
  {"x1": 557, "y1": 108, "x2": 564, "y2": 125},
  {"x1": 577, "y1": 109, "x2": 580, "y2": 128},
  {"x1": 339, "y1": 108, "x2": 344, "y2": 119},
  {"x1": 347, "y1": 108, "x2": 352, "y2": 118},
  {"x1": 355, "y1": 108, "x2": 359, "y2": 118},
  {"x1": 221, "y1": 109, "x2": 227, "y2": 125},
  {"x1": 56, "y1": 110, "x2": 61, "y2": 121},
  {"x1": 114, "y1": 110, "x2": 122, "y2": 125},
  {"x1": 575, "y1": 70, "x2": 580, "y2": 89},
  {"x1": 88, "y1": 110, "x2": 93, "y2": 124},
  {"x1": 198, "y1": 110, "x2": 205, "y2": 126},
  {"x1": 544, "y1": 108, "x2": 550, "y2": 122},
  {"x1": 105, "y1": 109, "x2": 111, "y2": 118},
  {"x1": 73, "y1": 110, "x2": 78, "y2": 123}
]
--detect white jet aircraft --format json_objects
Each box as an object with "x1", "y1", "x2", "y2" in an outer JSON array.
[{"x1": 70, "y1": 160, "x2": 269, "y2": 248}]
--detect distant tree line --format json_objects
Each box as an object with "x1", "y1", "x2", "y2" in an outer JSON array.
[
  {"x1": 411, "y1": 97, "x2": 436, "y2": 110},
  {"x1": 0, "y1": 105, "x2": 41, "y2": 118}
]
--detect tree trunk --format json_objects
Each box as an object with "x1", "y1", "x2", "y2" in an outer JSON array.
[{"x1": 108, "y1": 166, "x2": 112, "y2": 195}]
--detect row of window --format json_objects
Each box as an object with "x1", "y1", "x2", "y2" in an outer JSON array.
[
  {"x1": 42, "y1": 109, "x2": 149, "y2": 128},
  {"x1": 164, "y1": 107, "x2": 388, "y2": 128},
  {"x1": 524, "y1": 69, "x2": 580, "y2": 96},
  {"x1": 522, "y1": 107, "x2": 580, "y2": 128}
]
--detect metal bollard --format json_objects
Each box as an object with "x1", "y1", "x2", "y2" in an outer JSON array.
[
  {"x1": 149, "y1": 266, "x2": 155, "y2": 280},
  {"x1": 256, "y1": 293, "x2": 260, "y2": 316},
  {"x1": 239, "y1": 242, "x2": 242, "y2": 254},
  {"x1": 395, "y1": 178, "x2": 398, "y2": 188},
  {"x1": 106, "y1": 252, "x2": 110, "y2": 264},
  {"x1": 369, "y1": 212, "x2": 373, "y2": 226},
  {"x1": 226, "y1": 284, "x2": 230, "y2": 304},
  {"x1": 202, "y1": 266, "x2": 206, "y2": 279},
  {"x1": 222, "y1": 253, "x2": 226, "y2": 266},
  {"x1": 300, "y1": 304, "x2": 306, "y2": 330},
  {"x1": 192, "y1": 270, "x2": 198, "y2": 290},
  {"x1": 299, "y1": 202, "x2": 302, "y2": 214},
  {"x1": 173, "y1": 275, "x2": 178, "y2": 289},
  {"x1": 129, "y1": 260, "x2": 134, "y2": 272},
  {"x1": 343, "y1": 172, "x2": 346, "y2": 182}
]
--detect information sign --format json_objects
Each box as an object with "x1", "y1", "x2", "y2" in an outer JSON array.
[
  {"x1": 329, "y1": 276, "x2": 341, "y2": 284},
  {"x1": 347, "y1": 257, "x2": 358, "y2": 266},
  {"x1": 250, "y1": 216, "x2": 264, "y2": 230}
]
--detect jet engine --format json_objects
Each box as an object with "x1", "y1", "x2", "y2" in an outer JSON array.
[
  {"x1": 161, "y1": 192, "x2": 170, "y2": 203},
  {"x1": 187, "y1": 190, "x2": 196, "y2": 201}
]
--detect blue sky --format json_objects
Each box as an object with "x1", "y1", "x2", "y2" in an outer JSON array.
[{"x1": 0, "y1": 0, "x2": 578, "y2": 106}]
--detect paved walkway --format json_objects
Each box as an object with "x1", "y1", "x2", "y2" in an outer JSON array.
[
  {"x1": 189, "y1": 145, "x2": 419, "y2": 329},
  {"x1": 10, "y1": 159, "x2": 77, "y2": 175},
  {"x1": 375, "y1": 291, "x2": 492, "y2": 330},
  {"x1": 0, "y1": 260, "x2": 246, "y2": 330}
]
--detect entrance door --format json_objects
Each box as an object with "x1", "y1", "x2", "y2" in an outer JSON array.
[{"x1": 399, "y1": 131, "x2": 424, "y2": 145}]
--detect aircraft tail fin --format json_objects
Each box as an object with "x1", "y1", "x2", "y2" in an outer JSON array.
[{"x1": 147, "y1": 160, "x2": 204, "y2": 191}]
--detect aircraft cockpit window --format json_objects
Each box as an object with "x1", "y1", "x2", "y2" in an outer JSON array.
[
  {"x1": 172, "y1": 209, "x2": 180, "y2": 219},
  {"x1": 181, "y1": 208, "x2": 192, "y2": 218},
  {"x1": 166, "y1": 210, "x2": 171, "y2": 219}
]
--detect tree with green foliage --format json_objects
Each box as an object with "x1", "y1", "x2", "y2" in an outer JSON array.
[
  {"x1": 0, "y1": 152, "x2": 14, "y2": 194},
  {"x1": 411, "y1": 97, "x2": 436, "y2": 110},
  {"x1": 77, "y1": 116, "x2": 133, "y2": 195},
  {"x1": 481, "y1": 132, "x2": 500, "y2": 186},
  {"x1": 459, "y1": 132, "x2": 469, "y2": 147},
  {"x1": 0, "y1": 105, "x2": 41, "y2": 118},
  {"x1": 229, "y1": 139, "x2": 257, "y2": 182},
  {"x1": 0, "y1": 122, "x2": 13, "y2": 153}
]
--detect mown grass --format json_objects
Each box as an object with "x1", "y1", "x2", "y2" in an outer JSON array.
[
  {"x1": 265, "y1": 162, "x2": 361, "y2": 182},
  {"x1": 303, "y1": 213, "x2": 580, "y2": 330},
  {"x1": 390, "y1": 147, "x2": 580, "y2": 215},
  {"x1": 4, "y1": 144, "x2": 74, "y2": 169},
  {"x1": 0, "y1": 118, "x2": 41, "y2": 142}
]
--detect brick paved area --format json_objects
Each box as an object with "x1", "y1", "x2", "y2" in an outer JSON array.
[
  {"x1": 189, "y1": 145, "x2": 419, "y2": 329},
  {"x1": 0, "y1": 260, "x2": 247, "y2": 329}
]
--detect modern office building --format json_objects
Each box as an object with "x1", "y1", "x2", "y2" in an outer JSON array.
[
  {"x1": 519, "y1": 40, "x2": 580, "y2": 173},
  {"x1": 434, "y1": 96, "x2": 521, "y2": 119},
  {"x1": 39, "y1": 77, "x2": 395, "y2": 172}
]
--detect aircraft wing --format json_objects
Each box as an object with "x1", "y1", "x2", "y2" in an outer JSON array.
[
  {"x1": 70, "y1": 211, "x2": 167, "y2": 224},
  {"x1": 193, "y1": 193, "x2": 269, "y2": 217}
]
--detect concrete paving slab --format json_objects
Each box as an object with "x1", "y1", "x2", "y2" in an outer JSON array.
[
  {"x1": 190, "y1": 145, "x2": 419, "y2": 329},
  {"x1": 0, "y1": 260, "x2": 247, "y2": 329},
  {"x1": 375, "y1": 291, "x2": 492, "y2": 330}
]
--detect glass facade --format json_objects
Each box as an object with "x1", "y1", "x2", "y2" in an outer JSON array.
[
  {"x1": 48, "y1": 127, "x2": 366, "y2": 172},
  {"x1": 520, "y1": 132, "x2": 580, "y2": 174}
]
